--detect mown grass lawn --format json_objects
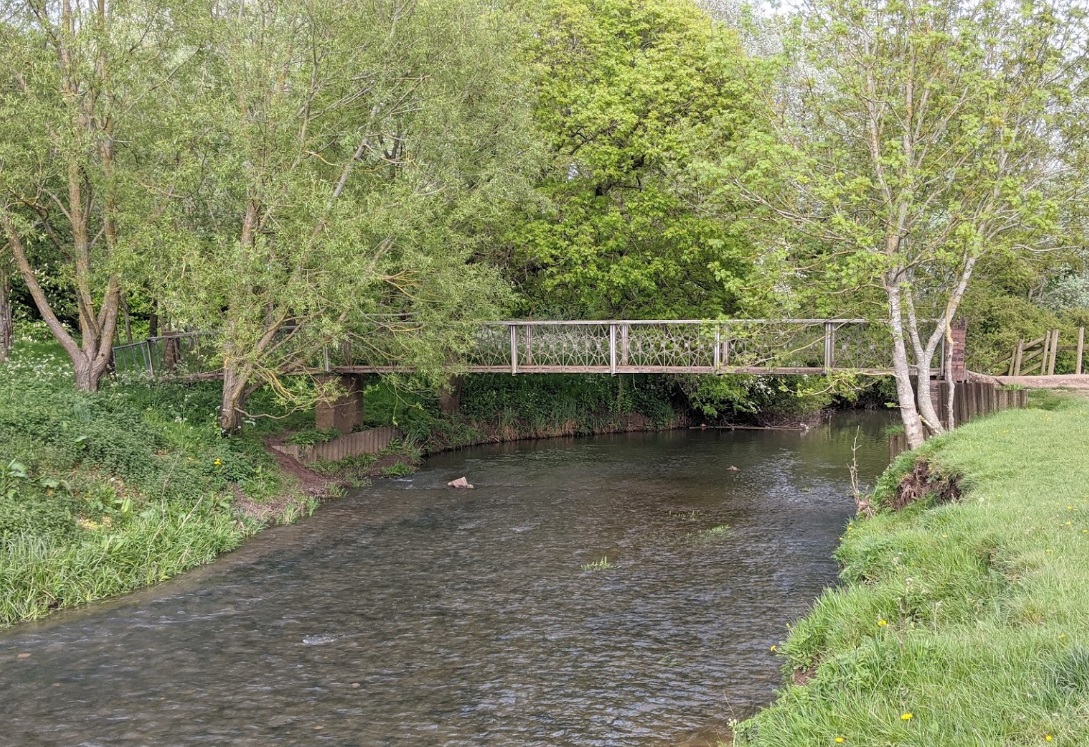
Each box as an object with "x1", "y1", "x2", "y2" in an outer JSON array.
[{"x1": 736, "y1": 395, "x2": 1089, "y2": 746}]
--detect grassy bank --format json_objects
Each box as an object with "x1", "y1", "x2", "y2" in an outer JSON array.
[
  {"x1": 0, "y1": 341, "x2": 319, "y2": 627},
  {"x1": 735, "y1": 395, "x2": 1089, "y2": 746}
]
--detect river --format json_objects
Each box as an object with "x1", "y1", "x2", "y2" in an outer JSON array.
[{"x1": 0, "y1": 413, "x2": 892, "y2": 747}]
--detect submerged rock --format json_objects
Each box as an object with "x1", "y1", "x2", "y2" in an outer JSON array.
[{"x1": 447, "y1": 476, "x2": 474, "y2": 489}]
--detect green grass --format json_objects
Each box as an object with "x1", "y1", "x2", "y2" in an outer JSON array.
[
  {"x1": 735, "y1": 395, "x2": 1089, "y2": 746},
  {"x1": 581, "y1": 556, "x2": 615, "y2": 571},
  {"x1": 0, "y1": 339, "x2": 316, "y2": 627},
  {"x1": 691, "y1": 524, "x2": 731, "y2": 544}
]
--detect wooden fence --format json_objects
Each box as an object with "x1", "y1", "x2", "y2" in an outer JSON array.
[
  {"x1": 889, "y1": 382, "x2": 1028, "y2": 459},
  {"x1": 1004, "y1": 328, "x2": 1085, "y2": 376}
]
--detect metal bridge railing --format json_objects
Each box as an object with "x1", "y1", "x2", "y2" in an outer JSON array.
[{"x1": 112, "y1": 319, "x2": 894, "y2": 380}]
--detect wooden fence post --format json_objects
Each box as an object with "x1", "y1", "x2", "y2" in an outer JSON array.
[
  {"x1": 145, "y1": 340, "x2": 156, "y2": 379},
  {"x1": 1013, "y1": 339, "x2": 1024, "y2": 376},
  {"x1": 1048, "y1": 329, "x2": 1060, "y2": 375},
  {"x1": 1077, "y1": 327, "x2": 1085, "y2": 376}
]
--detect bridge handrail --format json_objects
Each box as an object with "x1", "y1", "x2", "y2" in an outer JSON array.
[
  {"x1": 481, "y1": 319, "x2": 869, "y2": 326},
  {"x1": 110, "y1": 318, "x2": 892, "y2": 379}
]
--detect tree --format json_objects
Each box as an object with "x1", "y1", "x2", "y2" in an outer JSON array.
[
  {"x1": 722, "y1": 0, "x2": 1088, "y2": 447},
  {"x1": 0, "y1": 1, "x2": 184, "y2": 390},
  {"x1": 146, "y1": 0, "x2": 538, "y2": 432},
  {"x1": 510, "y1": 0, "x2": 766, "y2": 319}
]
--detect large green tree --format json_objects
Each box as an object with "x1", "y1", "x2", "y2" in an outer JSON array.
[
  {"x1": 144, "y1": 0, "x2": 539, "y2": 431},
  {"x1": 510, "y1": 0, "x2": 765, "y2": 319},
  {"x1": 0, "y1": 1, "x2": 186, "y2": 389},
  {"x1": 721, "y1": 0, "x2": 1088, "y2": 447}
]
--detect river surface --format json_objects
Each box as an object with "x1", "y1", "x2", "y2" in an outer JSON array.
[{"x1": 1, "y1": 413, "x2": 891, "y2": 747}]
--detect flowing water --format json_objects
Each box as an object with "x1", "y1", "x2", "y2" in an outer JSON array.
[{"x1": 1, "y1": 413, "x2": 892, "y2": 747}]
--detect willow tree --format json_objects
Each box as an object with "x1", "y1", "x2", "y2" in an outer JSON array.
[
  {"x1": 147, "y1": 0, "x2": 537, "y2": 431},
  {"x1": 0, "y1": 1, "x2": 186, "y2": 390},
  {"x1": 723, "y1": 0, "x2": 1087, "y2": 447}
]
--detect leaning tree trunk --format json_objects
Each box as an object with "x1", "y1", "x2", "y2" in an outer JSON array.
[{"x1": 219, "y1": 362, "x2": 253, "y2": 434}]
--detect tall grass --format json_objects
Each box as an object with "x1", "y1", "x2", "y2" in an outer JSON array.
[
  {"x1": 735, "y1": 396, "x2": 1089, "y2": 746},
  {"x1": 0, "y1": 340, "x2": 313, "y2": 626},
  {"x1": 0, "y1": 508, "x2": 245, "y2": 624}
]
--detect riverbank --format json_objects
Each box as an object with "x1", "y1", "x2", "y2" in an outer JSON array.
[
  {"x1": 734, "y1": 394, "x2": 1089, "y2": 745},
  {"x1": 0, "y1": 342, "x2": 321, "y2": 627},
  {"x1": 0, "y1": 345, "x2": 864, "y2": 628},
  {"x1": 0, "y1": 412, "x2": 888, "y2": 745}
]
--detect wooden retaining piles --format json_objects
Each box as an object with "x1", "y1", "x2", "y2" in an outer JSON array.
[{"x1": 889, "y1": 382, "x2": 1028, "y2": 459}]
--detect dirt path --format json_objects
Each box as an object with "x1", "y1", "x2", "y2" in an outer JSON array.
[{"x1": 987, "y1": 374, "x2": 1089, "y2": 395}]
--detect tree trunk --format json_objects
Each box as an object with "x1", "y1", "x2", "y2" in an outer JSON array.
[
  {"x1": 219, "y1": 363, "x2": 252, "y2": 434},
  {"x1": 2, "y1": 216, "x2": 120, "y2": 391},
  {"x1": 887, "y1": 282, "x2": 927, "y2": 449},
  {"x1": 0, "y1": 255, "x2": 11, "y2": 363},
  {"x1": 915, "y1": 357, "x2": 943, "y2": 435},
  {"x1": 945, "y1": 325, "x2": 956, "y2": 429}
]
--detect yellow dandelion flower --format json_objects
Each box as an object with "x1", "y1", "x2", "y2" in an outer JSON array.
[
  {"x1": 214, "y1": 458, "x2": 223, "y2": 466},
  {"x1": 901, "y1": 712, "x2": 913, "y2": 721},
  {"x1": 835, "y1": 738, "x2": 845, "y2": 744},
  {"x1": 1045, "y1": 736, "x2": 1053, "y2": 742},
  {"x1": 878, "y1": 619, "x2": 888, "y2": 627}
]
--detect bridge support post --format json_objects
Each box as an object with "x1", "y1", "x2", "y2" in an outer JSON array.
[
  {"x1": 316, "y1": 374, "x2": 365, "y2": 435},
  {"x1": 823, "y1": 323, "x2": 835, "y2": 371},
  {"x1": 438, "y1": 376, "x2": 462, "y2": 415},
  {"x1": 946, "y1": 319, "x2": 967, "y2": 382}
]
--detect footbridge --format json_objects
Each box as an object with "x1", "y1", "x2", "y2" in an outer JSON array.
[{"x1": 113, "y1": 319, "x2": 899, "y2": 379}]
